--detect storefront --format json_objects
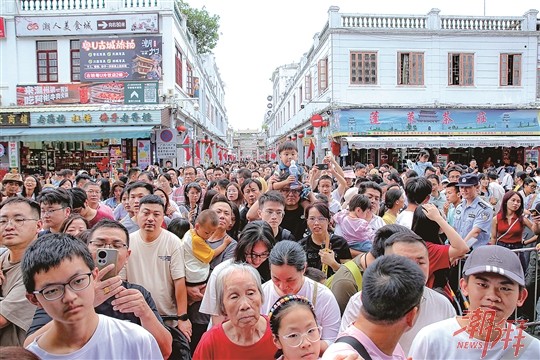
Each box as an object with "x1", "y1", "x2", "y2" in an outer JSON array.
[
  {"x1": 324, "y1": 108, "x2": 540, "y2": 168},
  {"x1": 0, "y1": 106, "x2": 167, "y2": 175}
]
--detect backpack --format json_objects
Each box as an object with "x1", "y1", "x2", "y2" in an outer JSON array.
[
  {"x1": 165, "y1": 324, "x2": 192, "y2": 360},
  {"x1": 326, "y1": 259, "x2": 363, "y2": 290}
]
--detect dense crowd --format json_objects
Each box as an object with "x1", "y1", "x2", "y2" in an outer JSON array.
[{"x1": 1, "y1": 143, "x2": 540, "y2": 359}]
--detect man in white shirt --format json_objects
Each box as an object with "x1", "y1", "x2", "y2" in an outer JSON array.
[
  {"x1": 127, "y1": 194, "x2": 191, "y2": 341},
  {"x1": 487, "y1": 171, "x2": 505, "y2": 213},
  {"x1": 410, "y1": 245, "x2": 540, "y2": 359}
]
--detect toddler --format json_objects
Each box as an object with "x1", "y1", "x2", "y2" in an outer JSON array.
[
  {"x1": 183, "y1": 209, "x2": 231, "y2": 285},
  {"x1": 333, "y1": 194, "x2": 374, "y2": 254}
]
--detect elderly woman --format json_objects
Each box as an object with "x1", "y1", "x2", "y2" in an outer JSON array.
[
  {"x1": 193, "y1": 263, "x2": 277, "y2": 360},
  {"x1": 201, "y1": 220, "x2": 275, "y2": 325},
  {"x1": 261, "y1": 240, "x2": 341, "y2": 354}
]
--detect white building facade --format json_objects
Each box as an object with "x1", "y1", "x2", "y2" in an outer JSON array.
[
  {"x1": 264, "y1": 7, "x2": 540, "y2": 168},
  {"x1": 0, "y1": 0, "x2": 230, "y2": 175}
]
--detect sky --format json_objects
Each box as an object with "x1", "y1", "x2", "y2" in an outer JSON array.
[{"x1": 187, "y1": 0, "x2": 539, "y2": 131}]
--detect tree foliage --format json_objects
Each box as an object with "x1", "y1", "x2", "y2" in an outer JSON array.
[{"x1": 176, "y1": 0, "x2": 220, "y2": 54}]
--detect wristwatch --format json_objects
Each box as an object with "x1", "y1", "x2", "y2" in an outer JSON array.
[{"x1": 178, "y1": 313, "x2": 189, "y2": 321}]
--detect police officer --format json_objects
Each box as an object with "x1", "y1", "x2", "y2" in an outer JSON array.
[{"x1": 453, "y1": 173, "x2": 493, "y2": 249}]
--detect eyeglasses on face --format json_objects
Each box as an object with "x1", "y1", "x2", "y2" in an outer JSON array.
[
  {"x1": 280, "y1": 326, "x2": 322, "y2": 347},
  {"x1": 33, "y1": 272, "x2": 92, "y2": 301},
  {"x1": 245, "y1": 251, "x2": 270, "y2": 260},
  {"x1": 0, "y1": 217, "x2": 39, "y2": 228},
  {"x1": 40, "y1": 207, "x2": 67, "y2": 216},
  {"x1": 89, "y1": 241, "x2": 128, "y2": 250}
]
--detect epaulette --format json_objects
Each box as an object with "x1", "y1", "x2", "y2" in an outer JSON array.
[{"x1": 478, "y1": 201, "x2": 489, "y2": 209}]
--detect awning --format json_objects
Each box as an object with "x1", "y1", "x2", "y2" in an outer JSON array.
[
  {"x1": 343, "y1": 136, "x2": 540, "y2": 149},
  {"x1": 0, "y1": 126, "x2": 154, "y2": 142}
]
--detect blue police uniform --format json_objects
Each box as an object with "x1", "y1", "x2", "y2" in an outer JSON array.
[{"x1": 454, "y1": 196, "x2": 493, "y2": 248}]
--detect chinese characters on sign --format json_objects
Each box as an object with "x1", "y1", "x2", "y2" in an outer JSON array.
[
  {"x1": 30, "y1": 111, "x2": 160, "y2": 127},
  {"x1": 80, "y1": 36, "x2": 162, "y2": 81},
  {"x1": 17, "y1": 83, "x2": 158, "y2": 106},
  {"x1": 0, "y1": 112, "x2": 30, "y2": 127},
  {"x1": 337, "y1": 109, "x2": 540, "y2": 135},
  {"x1": 15, "y1": 14, "x2": 158, "y2": 37}
]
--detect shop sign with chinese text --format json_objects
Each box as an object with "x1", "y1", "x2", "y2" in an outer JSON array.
[
  {"x1": 30, "y1": 110, "x2": 161, "y2": 126},
  {"x1": 337, "y1": 109, "x2": 540, "y2": 136},
  {"x1": 0, "y1": 113, "x2": 30, "y2": 127},
  {"x1": 17, "y1": 82, "x2": 158, "y2": 106},
  {"x1": 15, "y1": 14, "x2": 158, "y2": 36},
  {"x1": 80, "y1": 36, "x2": 162, "y2": 82}
]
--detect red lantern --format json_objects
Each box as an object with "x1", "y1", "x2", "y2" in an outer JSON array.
[
  {"x1": 176, "y1": 125, "x2": 187, "y2": 132},
  {"x1": 298, "y1": 133, "x2": 304, "y2": 138},
  {"x1": 310, "y1": 114, "x2": 323, "y2": 127},
  {"x1": 306, "y1": 129, "x2": 313, "y2": 135},
  {"x1": 291, "y1": 136, "x2": 297, "y2": 141},
  {"x1": 322, "y1": 120, "x2": 329, "y2": 127}
]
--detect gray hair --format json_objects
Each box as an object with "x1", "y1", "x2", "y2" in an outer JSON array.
[
  {"x1": 269, "y1": 240, "x2": 306, "y2": 272},
  {"x1": 215, "y1": 263, "x2": 264, "y2": 316}
]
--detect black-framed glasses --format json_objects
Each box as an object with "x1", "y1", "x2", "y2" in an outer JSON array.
[
  {"x1": 33, "y1": 272, "x2": 92, "y2": 301},
  {"x1": 41, "y1": 207, "x2": 66, "y2": 216},
  {"x1": 245, "y1": 252, "x2": 270, "y2": 260},
  {"x1": 0, "y1": 217, "x2": 39, "y2": 228},
  {"x1": 280, "y1": 326, "x2": 322, "y2": 347},
  {"x1": 89, "y1": 241, "x2": 128, "y2": 250}
]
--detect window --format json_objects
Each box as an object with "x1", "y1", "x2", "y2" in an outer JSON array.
[
  {"x1": 448, "y1": 53, "x2": 474, "y2": 86},
  {"x1": 175, "y1": 47, "x2": 183, "y2": 87},
  {"x1": 350, "y1": 52, "x2": 377, "y2": 85},
  {"x1": 70, "y1": 40, "x2": 80, "y2": 82},
  {"x1": 293, "y1": 95, "x2": 296, "y2": 115},
  {"x1": 398, "y1": 52, "x2": 424, "y2": 85},
  {"x1": 299, "y1": 85, "x2": 303, "y2": 105},
  {"x1": 186, "y1": 63, "x2": 193, "y2": 95},
  {"x1": 37, "y1": 41, "x2": 58, "y2": 83},
  {"x1": 305, "y1": 75, "x2": 312, "y2": 100},
  {"x1": 318, "y1": 58, "x2": 328, "y2": 92},
  {"x1": 500, "y1": 54, "x2": 521, "y2": 86}
]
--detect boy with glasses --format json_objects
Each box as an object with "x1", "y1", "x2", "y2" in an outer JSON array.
[
  {"x1": 37, "y1": 188, "x2": 72, "y2": 237},
  {"x1": 258, "y1": 191, "x2": 295, "y2": 242},
  {"x1": 22, "y1": 233, "x2": 162, "y2": 359}
]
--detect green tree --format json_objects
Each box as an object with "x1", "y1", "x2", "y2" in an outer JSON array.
[{"x1": 176, "y1": 0, "x2": 220, "y2": 54}]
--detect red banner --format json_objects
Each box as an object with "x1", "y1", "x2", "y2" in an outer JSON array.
[{"x1": 17, "y1": 83, "x2": 124, "y2": 106}]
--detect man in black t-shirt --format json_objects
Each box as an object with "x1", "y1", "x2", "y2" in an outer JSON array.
[{"x1": 279, "y1": 186, "x2": 307, "y2": 240}]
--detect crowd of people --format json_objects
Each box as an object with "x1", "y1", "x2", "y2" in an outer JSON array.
[{"x1": 1, "y1": 143, "x2": 540, "y2": 359}]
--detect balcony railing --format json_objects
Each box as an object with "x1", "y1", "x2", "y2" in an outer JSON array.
[
  {"x1": 440, "y1": 16, "x2": 522, "y2": 31},
  {"x1": 18, "y1": 0, "x2": 163, "y2": 12},
  {"x1": 341, "y1": 14, "x2": 427, "y2": 29}
]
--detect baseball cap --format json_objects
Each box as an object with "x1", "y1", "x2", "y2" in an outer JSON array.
[
  {"x1": 463, "y1": 246, "x2": 525, "y2": 286},
  {"x1": 456, "y1": 173, "x2": 478, "y2": 187}
]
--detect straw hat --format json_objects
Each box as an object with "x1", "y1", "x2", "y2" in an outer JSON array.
[{"x1": 1, "y1": 173, "x2": 23, "y2": 185}]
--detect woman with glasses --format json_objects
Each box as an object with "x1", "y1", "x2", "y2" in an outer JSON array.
[
  {"x1": 300, "y1": 202, "x2": 351, "y2": 278},
  {"x1": 21, "y1": 175, "x2": 42, "y2": 200},
  {"x1": 261, "y1": 240, "x2": 341, "y2": 355},
  {"x1": 201, "y1": 221, "x2": 275, "y2": 326},
  {"x1": 269, "y1": 295, "x2": 321, "y2": 360}
]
